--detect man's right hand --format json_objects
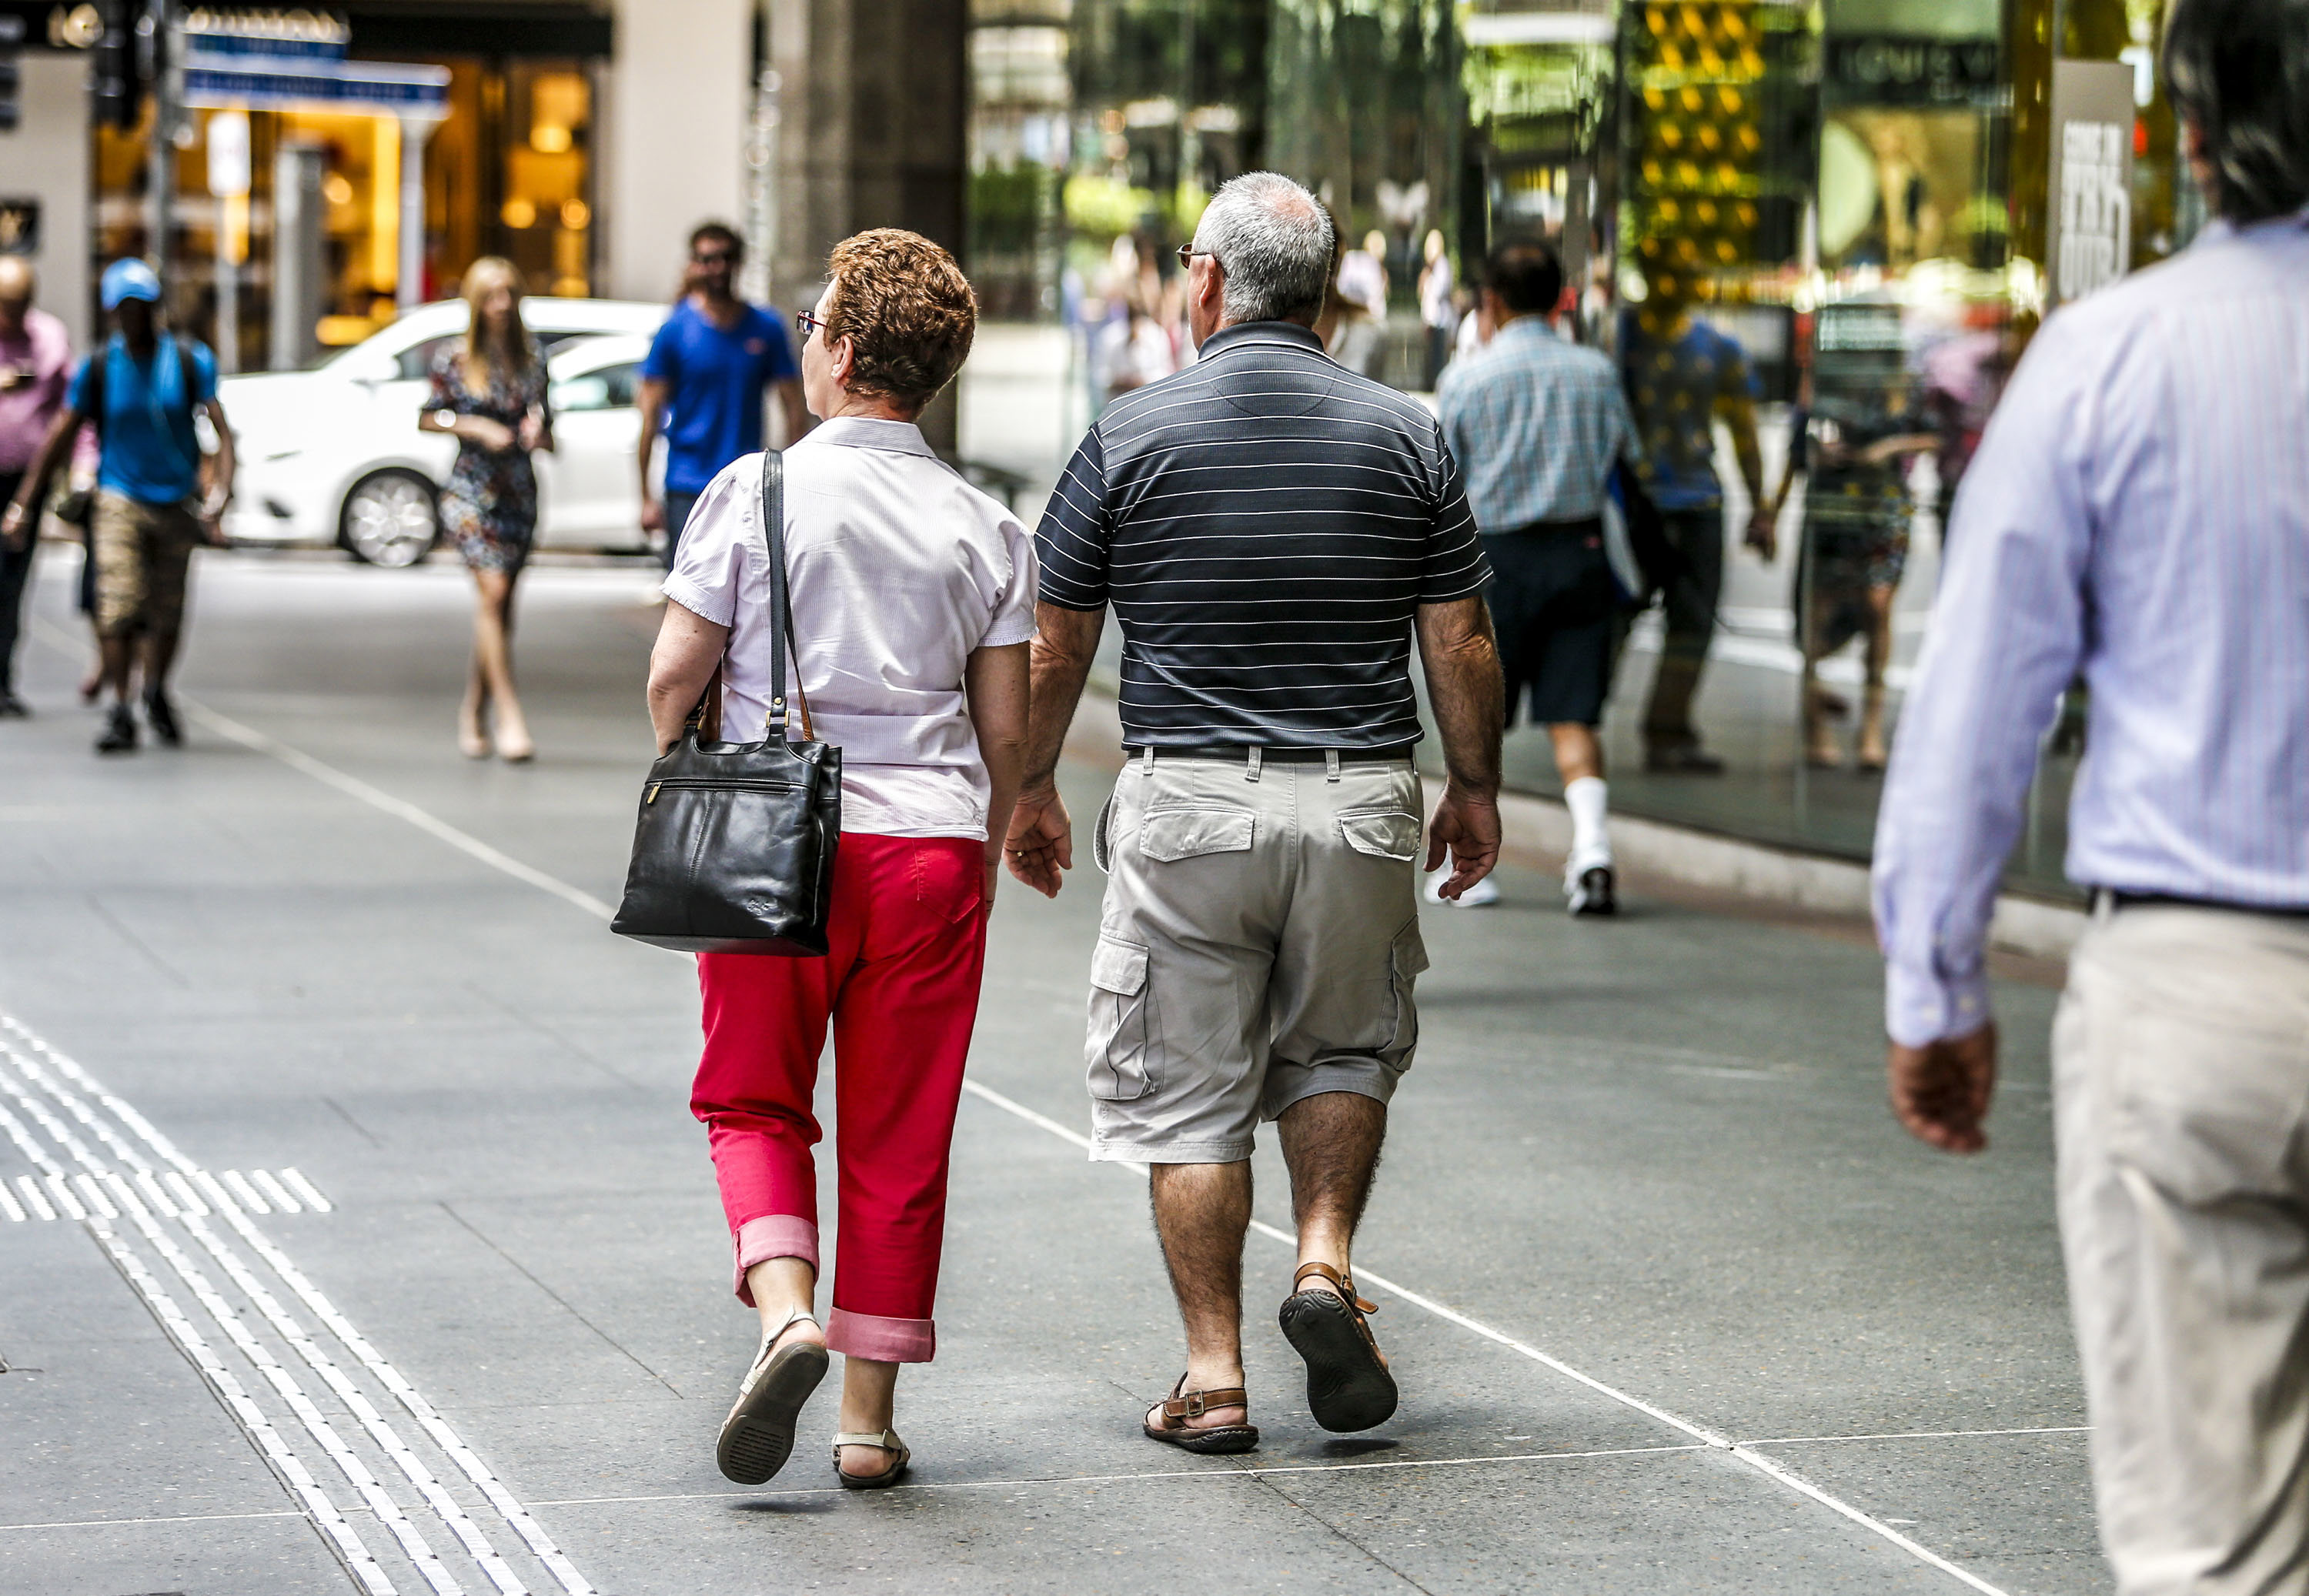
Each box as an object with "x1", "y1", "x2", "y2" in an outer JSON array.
[
  {"x1": 640, "y1": 496, "x2": 664, "y2": 534},
  {"x1": 1004, "y1": 783, "x2": 1073, "y2": 898},
  {"x1": 1887, "y1": 1023, "x2": 1998, "y2": 1154},
  {"x1": 1425, "y1": 784, "x2": 1501, "y2": 900}
]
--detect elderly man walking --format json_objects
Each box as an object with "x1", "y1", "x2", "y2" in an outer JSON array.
[
  {"x1": 1873, "y1": 0, "x2": 2309, "y2": 1588},
  {"x1": 1006, "y1": 171, "x2": 1504, "y2": 1451}
]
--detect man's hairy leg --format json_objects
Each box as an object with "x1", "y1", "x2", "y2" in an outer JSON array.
[
  {"x1": 1278, "y1": 1090, "x2": 1387, "y2": 1358},
  {"x1": 1147, "y1": 1160, "x2": 1251, "y2": 1427}
]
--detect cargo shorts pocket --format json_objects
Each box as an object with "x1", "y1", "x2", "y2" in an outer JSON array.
[
  {"x1": 1338, "y1": 809, "x2": 1423, "y2": 862},
  {"x1": 1385, "y1": 918, "x2": 1430, "y2": 1061},
  {"x1": 1138, "y1": 808, "x2": 1255, "y2": 862},
  {"x1": 1087, "y1": 936, "x2": 1154, "y2": 1100},
  {"x1": 1092, "y1": 792, "x2": 1118, "y2": 873}
]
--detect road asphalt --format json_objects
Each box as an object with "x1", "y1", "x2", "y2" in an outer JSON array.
[{"x1": 0, "y1": 550, "x2": 2103, "y2": 1595}]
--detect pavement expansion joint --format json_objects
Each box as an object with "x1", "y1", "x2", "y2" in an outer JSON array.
[{"x1": 0, "y1": 1011, "x2": 600, "y2": 1596}]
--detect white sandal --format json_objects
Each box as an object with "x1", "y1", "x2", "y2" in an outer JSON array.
[
  {"x1": 833, "y1": 1427, "x2": 911, "y2": 1490},
  {"x1": 716, "y1": 1307, "x2": 828, "y2": 1485}
]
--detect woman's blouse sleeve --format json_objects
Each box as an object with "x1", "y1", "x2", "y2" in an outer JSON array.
[{"x1": 425, "y1": 349, "x2": 459, "y2": 415}]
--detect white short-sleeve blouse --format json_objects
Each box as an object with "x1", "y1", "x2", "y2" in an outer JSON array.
[{"x1": 663, "y1": 417, "x2": 1039, "y2": 839}]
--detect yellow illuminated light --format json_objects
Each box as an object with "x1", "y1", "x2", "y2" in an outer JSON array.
[
  {"x1": 502, "y1": 197, "x2": 538, "y2": 229},
  {"x1": 322, "y1": 172, "x2": 353, "y2": 206},
  {"x1": 372, "y1": 119, "x2": 398, "y2": 295},
  {"x1": 560, "y1": 198, "x2": 590, "y2": 230}
]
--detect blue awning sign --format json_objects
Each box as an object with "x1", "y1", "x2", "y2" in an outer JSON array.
[{"x1": 182, "y1": 50, "x2": 449, "y2": 120}]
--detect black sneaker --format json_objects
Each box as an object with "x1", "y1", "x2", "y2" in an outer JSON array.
[
  {"x1": 0, "y1": 692, "x2": 28, "y2": 719},
  {"x1": 1643, "y1": 741, "x2": 1726, "y2": 776},
  {"x1": 95, "y1": 704, "x2": 139, "y2": 754},
  {"x1": 143, "y1": 692, "x2": 182, "y2": 747},
  {"x1": 1567, "y1": 865, "x2": 1617, "y2": 917}
]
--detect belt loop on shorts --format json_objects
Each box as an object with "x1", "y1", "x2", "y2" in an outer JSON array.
[
  {"x1": 1324, "y1": 750, "x2": 1341, "y2": 783},
  {"x1": 1246, "y1": 746, "x2": 1262, "y2": 783},
  {"x1": 1141, "y1": 746, "x2": 1155, "y2": 774}
]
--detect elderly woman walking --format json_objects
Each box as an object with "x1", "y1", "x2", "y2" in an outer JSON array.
[
  {"x1": 420, "y1": 256, "x2": 551, "y2": 762},
  {"x1": 645, "y1": 229, "x2": 1034, "y2": 1488}
]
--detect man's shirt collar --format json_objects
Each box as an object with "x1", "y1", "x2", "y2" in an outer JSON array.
[{"x1": 1197, "y1": 320, "x2": 1324, "y2": 357}]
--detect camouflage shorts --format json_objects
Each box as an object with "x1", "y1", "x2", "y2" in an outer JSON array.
[{"x1": 91, "y1": 492, "x2": 202, "y2": 639}]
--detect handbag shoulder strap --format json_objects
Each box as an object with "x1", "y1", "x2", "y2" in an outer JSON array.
[{"x1": 758, "y1": 449, "x2": 815, "y2": 741}]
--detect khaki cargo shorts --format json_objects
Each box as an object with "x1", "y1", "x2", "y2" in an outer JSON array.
[
  {"x1": 1084, "y1": 750, "x2": 1431, "y2": 1164},
  {"x1": 92, "y1": 491, "x2": 203, "y2": 640}
]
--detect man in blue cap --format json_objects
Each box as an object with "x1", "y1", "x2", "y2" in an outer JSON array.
[{"x1": 4, "y1": 258, "x2": 235, "y2": 753}]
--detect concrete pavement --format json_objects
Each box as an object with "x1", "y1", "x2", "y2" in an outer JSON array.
[{"x1": 0, "y1": 549, "x2": 2103, "y2": 1594}]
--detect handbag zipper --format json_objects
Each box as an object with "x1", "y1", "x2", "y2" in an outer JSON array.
[{"x1": 647, "y1": 776, "x2": 804, "y2": 803}]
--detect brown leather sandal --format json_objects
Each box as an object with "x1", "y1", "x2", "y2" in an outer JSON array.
[
  {"x1": 1141, "y1": 1374, "x2": 1259, "y2": 1454},
  {"x1": 1278, "y1": 1261, "x2": 1398, "y2": 1432}
]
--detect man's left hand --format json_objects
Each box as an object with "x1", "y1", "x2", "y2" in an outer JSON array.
[
  {"x1": 1888, "y1": 1022, "x2": 1999, "y2": 1154},
  {"x1": 1425, "y1": 786, "x2": 1500, "y2": 900}
]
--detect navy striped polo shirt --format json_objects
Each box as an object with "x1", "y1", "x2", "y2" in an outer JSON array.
[{"x1": 1035, "y1": 320, "x2": 1489, "y2": 750}]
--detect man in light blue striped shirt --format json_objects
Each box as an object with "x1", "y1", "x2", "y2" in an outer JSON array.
[
  {"x1": 1872, "y1": 0, "x2": 2309, "y2": 1583},
  {"x1": 1438, "y1": 241, "x2": 1643, "y2": 917}
]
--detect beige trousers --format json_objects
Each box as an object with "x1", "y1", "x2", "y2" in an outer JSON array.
[{"x1": 2056, "y1": 901, "x2": 2309, "y2": 1595}]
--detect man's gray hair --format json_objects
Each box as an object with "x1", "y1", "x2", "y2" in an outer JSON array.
[{"x1": 1192, "y1": 172, "x2": 1335, "y2": 326}]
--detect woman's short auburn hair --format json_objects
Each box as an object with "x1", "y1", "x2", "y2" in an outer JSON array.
[{"x1": 822, "y1": 229, "x2": 977, "y2": 412}]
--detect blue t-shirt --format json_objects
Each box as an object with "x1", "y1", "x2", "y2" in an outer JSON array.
[
  {"x1": 67, "y1": 335, "x2": 219, "y2": 505},
  {"x1": 1619, "y1": 312, "x2": 1756, "y2": 511},
  {"x1": 641, "y1": 299, "x2": 800, "y2": 495}
]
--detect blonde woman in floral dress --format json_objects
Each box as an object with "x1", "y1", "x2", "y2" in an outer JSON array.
[{"x1": 420, "y1": 256, "x2": 553, "y2": 762}]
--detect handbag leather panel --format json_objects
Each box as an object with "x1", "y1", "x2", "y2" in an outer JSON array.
[{"x1": 611, "y1": 451, "x2": 844, "y2": 956}]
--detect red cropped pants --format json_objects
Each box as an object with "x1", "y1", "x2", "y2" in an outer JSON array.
[{"x1": 690, "y1": 833, "x2": 988, "y2": 1364}]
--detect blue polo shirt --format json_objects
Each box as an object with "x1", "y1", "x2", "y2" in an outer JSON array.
[
  {"x1": 1618, "y1": 312, "x2": 1757, "y2": 511},
  {"x1": 641, "y1": 299, "x2": 800, "y2": 496},
  {"x1": 66, "y1": 334, "x2": 218, "y2": 505}
]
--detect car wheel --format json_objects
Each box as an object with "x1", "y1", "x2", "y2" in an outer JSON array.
[{"x1": 339, "y1": 470, "x2": 440, "y2": 567}]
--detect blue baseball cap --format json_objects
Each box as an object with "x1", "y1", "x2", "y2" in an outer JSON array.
[{"x1": 99, "y1": 258, "x2": 162, "y2": 310}]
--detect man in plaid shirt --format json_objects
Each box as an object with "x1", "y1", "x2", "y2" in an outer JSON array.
[{"x1": 1435, "y1": 240, "x2": 1642, "y2": 917}]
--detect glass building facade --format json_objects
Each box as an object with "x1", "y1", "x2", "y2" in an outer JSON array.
[{"x1": 966, "y1": 0, "x2": 2204, "y2": 899}]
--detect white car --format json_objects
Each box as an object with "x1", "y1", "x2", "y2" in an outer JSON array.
[{"x1": 219, "y1": 299, "x2": 666, "y2": 566}]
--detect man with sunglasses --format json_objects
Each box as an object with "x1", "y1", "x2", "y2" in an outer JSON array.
[{"x1": 637, "y1": 222, "x2": 809, "y2": 570}]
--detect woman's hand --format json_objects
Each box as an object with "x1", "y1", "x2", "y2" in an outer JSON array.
[
  {"x1": 464, "y1": 416, "x2": 518, "y2": 452},
  {"x1": 518, "y1": 411, "x2": 550, "y2": 453}
]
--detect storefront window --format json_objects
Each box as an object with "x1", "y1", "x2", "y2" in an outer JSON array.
[
  {"x1": 971, "y1": 0, "x2": 2206, "y2": 899},
  {"x1": 89, "y1": 22, "x2": 599, "y2": 372}
]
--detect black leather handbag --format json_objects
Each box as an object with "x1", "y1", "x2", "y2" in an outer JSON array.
[{"x1": 611, "y1": 451, "x2": 842, "y2": 955}]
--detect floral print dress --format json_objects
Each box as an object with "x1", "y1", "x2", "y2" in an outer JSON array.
[{"x1": 427, "y1": 345, "x2": 551, "y2": 573}]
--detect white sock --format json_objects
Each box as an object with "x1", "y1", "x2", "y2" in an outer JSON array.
[{"x1": 1565, "y1": 776, "x2": 1612, "y2": 879}]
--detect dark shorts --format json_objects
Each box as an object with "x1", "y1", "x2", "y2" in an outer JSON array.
[
  {"x1": 1482, "y1": 521, "x2": 1619, "y2": 728},
  {"x1": 660, "y1": 490, "x2": 702, "y2": 573}
]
